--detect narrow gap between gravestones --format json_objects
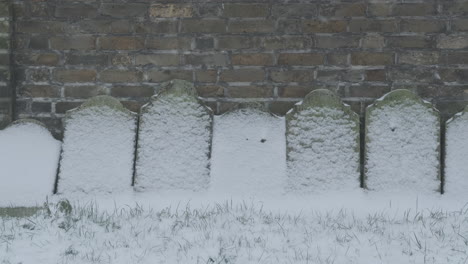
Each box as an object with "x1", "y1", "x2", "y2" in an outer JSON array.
[
  {"x1": 359, "y1": 104, "x2": 366, "y2": 189},
  {"x1": 131, "y1": 114, "x2": 141, "y2": 186},
  {"x1": 440, "y1": 118, "x2": 446, "y2": 194}
]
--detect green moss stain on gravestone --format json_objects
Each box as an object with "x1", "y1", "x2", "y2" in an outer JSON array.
[
  {"x1": 0, "y1": 207, "x2": 43, "y2": 218},
  {"x1": 66, "y1": 95, "x2": 134, "y2": 118},
  {"x1": 286, "y1": 89, "x2": 360, "y2": 192},
  {"x1": 9, "y1": 118, "x2": 49, "y2": 128},
  {"x1": 364, "y1": 89, "x2": 441, "y2": 192},
  {"x1": 134, "y1": 79, "x2": 213, "y2": 191}
]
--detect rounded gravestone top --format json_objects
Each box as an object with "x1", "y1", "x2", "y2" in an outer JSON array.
[
  {"x1": 367, "y1": 89, "x2": 435, "y2": 111},
  {"x1": 157, "y1": 79, "x2": 198, "y2": 98},
  {"x1": 66, "y1": 95, "x2": 135, "y2": 118},
  {"x1": 447, "y1": 104, "x2": 468, "y2": 124},
  {"x1": 9, "y1": 119, "x2": 47, "y2": 129}
]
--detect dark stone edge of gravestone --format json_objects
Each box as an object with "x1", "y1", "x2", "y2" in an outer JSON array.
[
  {"x1": 134, "y1": 79, "x2": 214, "y2": 190},
  {"x1": 363, "y1": 89, "x2": 441, "y2": 191},
  {"x1": 0, "y1": 207, "x2": 43, "y2": 218},
  {"x1": 284, "y1": 88, "x2": 361, "y2": 183}
]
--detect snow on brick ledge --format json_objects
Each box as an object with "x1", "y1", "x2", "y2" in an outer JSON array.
[
  {"x1": 210, "y1": 106, "x2": 286, "y2": 196},
  {"x1": 0, "y1": 119, "x2": 60, "y2": 206},
  {"x1": 286, "y1": 89, "x2": 360, "y2": 193},
  {"x1": 365, "y1": 89, "x2": 441, "y2": 193},
  {"x1": 134, "y1": 80, "x2": 212, "y2": 192},
  {"x1": 57, "y1": 96, "x2": 137, "y2": 195},
  {"x1": 445, "y1": 105, "x2": 468, "y2": 195}
]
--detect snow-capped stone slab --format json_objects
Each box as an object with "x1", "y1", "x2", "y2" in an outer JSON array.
[
  {"x1": 365, "y1": 89, "x2": 440, "y2": 193},
  {"x1": 0, "y1": 119, "x2": 61, "y2": 207},
  {"x1": 210, "y1": 107, "x2": 286, "y2": 196},
  {"x1": 57, "y1": 96, "x2": 137, "y2": 195},
  {"x1": 134, "y1": 80, "x2": 212, "y2": 192},
  {"x1": 445, "y1": 105, "x2": 468, "y2": 195},
  {"x1": 286, "y1": 89, "x2": 360, "y2": 193}
]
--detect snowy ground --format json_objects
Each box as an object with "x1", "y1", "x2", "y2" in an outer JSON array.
[{"x1": 2, "y1": 191, "x2": 468, "y2": 264}]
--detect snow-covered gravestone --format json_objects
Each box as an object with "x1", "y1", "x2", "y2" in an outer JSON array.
[
  {"x1": 134, "y1": 80, "x2": 212, "y2": 191},
  {"x1": 0, "y1": 119, "x2": 61, "y2": 207},
  {"x1": 57, "y1": 96, "x2": 137, "y2": 195},
  {"x1": 286, "y1": 89, "x2": 360, "y2": 193},
  {"x1": 210, "y1": 106, "x2": 286, "y2": 196},
  {"x1": 445, "y1": 105, "x2": 468, "y2": 195},
  {"x1": 365, "y1": 89, "x2": 440, "y2": 193}
]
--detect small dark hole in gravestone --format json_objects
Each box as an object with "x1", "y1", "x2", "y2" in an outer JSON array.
[
  {"x1": 391, "y1": 128, "x2": 396, "y2": 132},
  {"x1": 246, "y1": 138, "x2": 249, "y2": 141},
  {"x1": 260, "y1": 139, "x2": 266, "y2": 143}
]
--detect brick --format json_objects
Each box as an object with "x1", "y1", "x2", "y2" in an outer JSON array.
[
  {"x1": 278, "y1": 20, "x2": 302, "y2": 34},
  {"x1": 342, "y1": 70, "x2": 364, "y2": 82},
  {"x1": 101, "y1": 3, "x2": 147, "y2": 18},
  {"x1": 452, "y1": 19, "x2": 468, "y2": 31},
  {"x1": 316, "y1": 35, "x2": 360, "y2": 48},
  {"x1": 29, "y1": 35, "x2": 49, "y2": 50},
  {"x1": 401, "y1": 20, "x2": 445, "y2": 33},
  {"x1": 99, "y1": 36, "x2": 144, "y2": 50},
  {"x1": 0, "y1": 21, "x2": 8, "y2": 33},
  {"x1": 195, "y1": 70, "x2": 217, "y2": 82},
  {"x1": 16, "y1": 21, "x2": 67, "y2": 34},
  {"x1": 196, "y1": 85, "x2": 224, "y2": 97},
  {"x1": 135, "y1": 54, "x2": 180, "y2": 66},
  {"x1": 278, "y1": 86, "x2": 313, "y2": 97},
  {"x1": 54, "y1": 69, "x2": 96, "y2": 83},
  {"x1": 27, "y1": 68, "x2": 50, "y2": 82},
  {"x1": 0, "y1": 69, "x2": 9, "y2": 82},
  {"x1": 55, "y1": 102, "x2": 82, "y2": 114},
  {"x1": 366, "y1": 70, "x2": 386, "y2": 82},
  {"x1": 50, "y1": 36, "x2": 96, "y2": 50},
  {"x1": 320, "y1": 3, "x2": 366, "y2": 17},
  {"x1": 443, "y1": 2, "x2": 468, "y2": 16},
  {"x1": 437, "y1": 35, "x2": 468, "y2": 49},
  {"x1": 185, "y1": 54, "x2": 228, "y2": 67},
  {"x1": 392, "y1": 3, "x2": 438, "y2": 16},
  {"x1": 195, "y1": 3, "x2": 222, "y2": 17},
  {"x1": 278, "y1": 53, "x2": 324, "y2": 66},
  {"x1": 66, "y1": 53, "x2": 109, "y2": 66},
  {"x1": 327, "y1": 53, "x2": 348, "y2": 66},
  {"x1": 388, "y1": 68, "x2": 435, "y2": 83},
  {"x1": 220, "y1": 69, "x2": 264, "y2": 82},
  {"x1": 218, "y1": 36, "x2": 260, "y2": 49},
  {"x1": 302, "y1": 20, "x2": 347, "y2": 33},
  {"x1": 195, "y1": 38, "x2": 214, "y2": 49},
  {"x1": 227, "y1": 85, "x2": 272, "y2": 98},
  {"x1": 145, "y1": 37, "x2": 191, "y2": 50},
  {"x1": 348, "y1": 85, "x2": 390, "y2": 98},
  {"x1": 361, "y1": 34, "x2": 385, "y2": 49},
  {"x1": 224, "y1": 4, "x2": 269, "y2": 17},
  {"x1": 111, "y1": 54, "x2": 133, "y2": 66},
  {"x1": 20, "y1": 85, "x2": 60, "y2": 98},
  {"x1": 368, "y1": 3, "x2": 392, "y2": 17},
  {"x1": 349, "y1": 20, "x2": 398, "y2": 32},
  {"x1": 150, "y1": 4, "x2": 194, "y2": 18},
  {"x1": 269, "y1": 101, "x2": 297, "y2": 115},
  {"x1": 135, "y1": 21, "x2": 178, "y2": 34},
  {"x1": 100, "y1": 70, "x2": 143, "y2": 83},
  {"x1": 30, "y1": 2, "x2": 48, "y2": 18},
  {"x1": 111, "y1": 86, "x2": 153, "y2": 97},
  {"x1": 231, "y1": 53, "x2": 275, "y2": 66},
  {"x1": 147, "y1": 70, "x2": 192, "y2": 82},
  {"x1": 271, "y1": 4, "x2": 317, "y2": 18},
  {"x1": 181, "y1": 20, "x2": 226, "y2": 33},
  {"x1": 0, "y1": 2, "x2": 9, "y2": 17},
  {"x1": 316, "y1": 70, "x2": 343, "y2": 82},
  {"x1": 351, "y1": 52, "x2": 393, "y2": 65},
  {"x1": 0, "y1": 37, "x2": 9, "y2": 50},
  {"x1": 228, "y1": 20, "x2": 275, "y2": 33},
  {"x1": 32, "y1": 102, "x2": 51, "y2": 113},
  {"x1": 270, "y1": 70, "x2": 314, "y2": 83},
  {"x1": 15, "y1": 53, "x2": 60, "y2": 66},
  {"x1": 439, "y1": 69, "x2": 468, "y2": 82},
  {"x1": 65, "y1": 86, "x2": 107, "y2": 98},
  {"x1": 55, "y1": 4, "x2": 98, "y2": 19},
  {"x1": 399, "y1": 51, "x2": 440, "y2": 65},
  {"x1": 0, "y1": 54, "x2": 9, "y2": 65},
  {"x1": 121, "y1": 101, "x2": 145, "y2": 113},
  {"x1": 442, "y1": 52, "x2": 468, "y2": 64},
  {"x1": 386, "y1": 36, "x2": 432, "y2": 48},
  {"x1": 263, "y1": 36, "x2": 307, "y2": 50}
]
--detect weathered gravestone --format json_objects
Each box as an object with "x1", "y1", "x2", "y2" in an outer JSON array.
[
  {"x1": 286, "y1": 89, "x2": 360, "y2": 193},
  {"x1": 365, "y1": 89, "x2": 440, "y2": 193},
  {"x1": 0, "y1": 119, "x2": 61, "y2": 210},
  {"x1": 134, "y1": 80, "x2": 212, "y2": 191},
  {"x1": 445, "y1": 105, "x2": 468, "y2": 195},
  {"x1": 210, "y1": 106, "x2": 286, "y2": 196},
  {"x1": 57, "y1": 96, "x2": 137, "y2": 194}
]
